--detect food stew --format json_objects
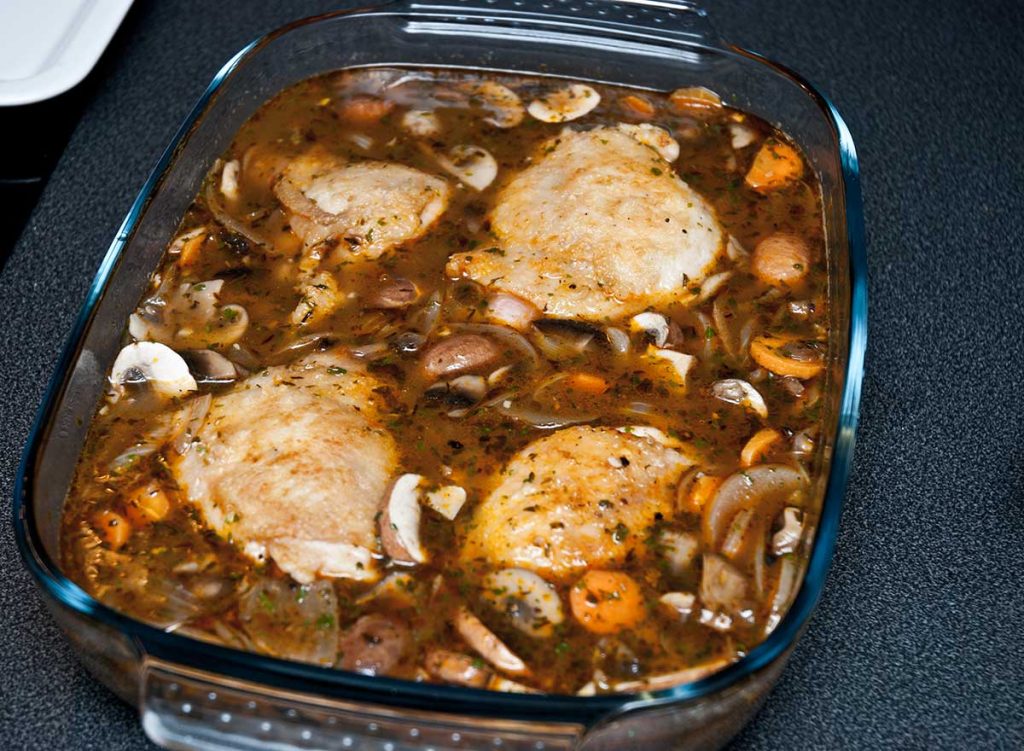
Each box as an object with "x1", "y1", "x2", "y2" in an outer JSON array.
[{"x1": 61, "y1": 68, "x2": 829, "y2": 695}]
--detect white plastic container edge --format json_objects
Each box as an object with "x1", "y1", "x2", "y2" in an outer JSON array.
[{"x1": 0, "y1": 0, "x2": 133, "y2": 106}]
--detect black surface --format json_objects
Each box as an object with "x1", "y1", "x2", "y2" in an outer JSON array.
[
  {"x1": 2, "y1": 1, "x2": 1023, "y2": 749},
  {"x1": 0, "y1": 83, "x2": 98, "y2": 270}
]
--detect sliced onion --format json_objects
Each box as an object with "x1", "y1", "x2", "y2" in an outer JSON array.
[
  {"x1": 171, "y1": 393, "x2": 212, "y2": 455},
  {"x1": 712, "y1": 296, "x2": 736, "y2": 357},
  {"x1": 204, "y1": 184, "x2": 268, "y2": 246},
  {"x1": 494, "y1": 399, "x2": 596, "y2": 429},
  {"x1": 703, "y1": 464, "x2": 804, "y2": 550},
  {"x1": 239, "y1": 579, "x2": 339, "y2": 666},
  {"x1": 697, "y1": 270, "x2": 733, "y2": 303}
]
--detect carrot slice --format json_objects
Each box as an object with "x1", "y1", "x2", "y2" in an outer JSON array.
[
  {"x1": 681, "y1": 473, "x2": 723, "y2": 514},
  {"x1": 621, "y1": 94, "x2": 656, "y2": 119},
  {"x1": 745, "y1": 139, "x2": 804, "y2": 192},
  {"x1": 338, "y1": 96, "x2": 395, "y2": 125},
  {"x1": 740, "y1": 428, "x2": 783, "y2": 467},
  {"x1": 92, "y1": 510, "x2": 132, "y2": 550},
  {"x1": 750, "y1": 233, "x2": 811, "y2": 287},
  {"x1": 566, "y1": 372, "x2": 609, "y2": 395},
  {"x1": 750, "y1": 335, "x2": 824, "y2": 379},
  {"x1": 570, "y1": 571, "x2": 645, "y2": 634},
  {"x1": 125, "y1": 483, "x2": 171, "y2": 526},
  {"x1": 177, "y1": 231, "x2": 207, "y2": 268}
]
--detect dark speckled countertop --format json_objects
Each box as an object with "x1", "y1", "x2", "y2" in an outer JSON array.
[{"x1": 2, "y1": 1, "x2": 1023, "y2": 748}]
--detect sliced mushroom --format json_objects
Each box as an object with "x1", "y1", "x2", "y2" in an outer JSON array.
[
  {"x1": 630, "y1": 312, "x2": 671, "y2": 347},
  {"x1": 424, "y1": 375, "x2": 488, "y2": 413},
  {"x1": 421, "y1": 334, "x2": 502, "y2": 380},
  {"x1": 464, "y1": 81, "x2": 525, "y2": 129},
  {"x1": 532, "y1": 318, "x2": 597, "y2": 360},
  {"x1": 605, "y1": 326, "x2": 631, "y2": 355},
  {"x1": 711, "y1": 378, "x2": 768, "y2": 418},
  {"x1": 659, "y1": 530, "x2": 700, "y2": 574},
  {"x1": 110, "y1": 342, "x2": 197, "y2": 399},
  {"x1": 337, "y1": 614, "x2": 411, "y2": 677},
  {"x1": 181, "y1": 349, "x2": 243, "y2": 385},
  {"x1": 424, "y1": 484, "x2": 468, "y2": 521},
  {"x1": 220, "y1": 159, "x2": 240, "y2": 202},
  {"x1": 401, "y1": 109, "x2": 442, "y2": 138},
  {"x1": 729, "y1": 123, "x2": 758, "y2": 150},
  {"x1": 486, "y1": 292, "x2": 540, "y2": 331},
  {"x1": 433, "y1": 144, "x2": 498, "y2": 191},
  {"x1": 648, "y1": 346, "x2": 696, "y2": 387},
  {"x1": 454, "y1": 607, "x2": 530, "y2": 677},
  {"x1": 355, "y1": 572, "x2": 419, "y2": 608},
  {"x1": 424, "y1": 648, "x2": 491, "y2": 688},
  {"x1": 527, "y1": 84, "x2": 600, "y2": 123},
  {"x1": 617, "y1": 123, "x2": 680, "y2": 162},
  {"x1": 130, "y1": 278, "x2": 249, "y2": 349},
  {"x1": 703, "y1": 464, "x2": 805, "y2": 553},
  {"x1": 658, "y1": 591, "x2": 697, "y2": 621},
  {"x1": 380, "y1": 474, "x2": 428, "y2": 564},
  {"x1": 482, "y1": 568, "x2": 564, "y2": 638},
  {"x1": 772, "y1": 507, "x2": 805, "y2": 556},
  {"x1": 367, "y1": 278, "x2": 421, "y2": 309},
  {"x1": 699, "y1": 553, "x2": 748, "y2": 618}
]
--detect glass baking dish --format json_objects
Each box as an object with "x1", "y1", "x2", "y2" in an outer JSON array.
[{"x1": 13, "y1": 1, "x2": 867, "y2": 749}]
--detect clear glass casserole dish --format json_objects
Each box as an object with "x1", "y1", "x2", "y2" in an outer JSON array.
[{"x1": 13, "y1": 1, "x2": 867, "y2": 749}]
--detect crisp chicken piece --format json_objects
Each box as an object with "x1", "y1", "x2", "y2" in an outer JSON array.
[
  {"x1": 461, "y1": 426, "x2": 695, "y2": 579},
  {"x1": 275, "y1": 151, "x2": 450, "y2": 258},
  {"x1": 171, "y1": 353, "x2": 397, "y2": 583},
  {"x1": 446, "y1": 127, "x2": 723, "y2": 320}
]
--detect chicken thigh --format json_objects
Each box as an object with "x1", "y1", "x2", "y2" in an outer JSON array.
[
  {"x1": 172, "y1": 352, "x2": 398, "y2": 583},
  {"x1": 275, "y1": 151, "x2": 451, "y2": 258},
  {"x1": 461, "y1": 426, "x2": 695, "y2": 579},
  {"x1": 446, "y1": 127, "x2": 723, "y2": 320}
]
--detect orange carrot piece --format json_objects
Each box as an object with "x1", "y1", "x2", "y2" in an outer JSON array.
[
  {"x1": 338, "y1": 96, "x2": 395, "y2": 125},
  {"x1": 566, "y1": 372, "x2": 609, "y2": 395},
  {"x1": 570, "y1": 571, "x2": 645, "y2": 634},
  {"x1": 93, "y1": 510, "x2": 132, "y2": 550},
  {"x1": 745, "y1": 139, "x2": 804, "y2": 192},
  {"x1": 621, "y1": 94, "x2": 656, "y2": 118},
  {"x1": 740, "y1": 428, "x2": 782, "y2": 467},
  {"x1": 750, "y1": 336, "x2": 824, "y2": 380},
  {"x1": 682, "y1": 473, "x2": 723, "y2": 514}
]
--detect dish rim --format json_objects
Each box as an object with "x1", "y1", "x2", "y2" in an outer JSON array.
[{"x1": 12, "y1": 2, "x2": 867, "y2": 724}]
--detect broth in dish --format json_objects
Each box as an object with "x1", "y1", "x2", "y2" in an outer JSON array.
[{"x1": 61, "y1": 68, "x2": 829, "y2": 695}]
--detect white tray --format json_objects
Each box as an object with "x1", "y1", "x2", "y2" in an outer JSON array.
[{"x1": 0, "y1": 0, "x2": 133, "y2": 106}]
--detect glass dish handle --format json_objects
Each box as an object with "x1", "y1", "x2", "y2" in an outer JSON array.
[
  {"x1": 140, "y1": 658, "x2": 583, "y2": 751},
  {"x1": 400, "y1": 0, "x2": 724, "y2": 46}
]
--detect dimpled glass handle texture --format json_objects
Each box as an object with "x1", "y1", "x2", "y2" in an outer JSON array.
[
  {"x1": 403, "y1": 0, "x2": 723, "y2": 45},
  {"x1": 141, "y1": 659, "x2": 583, "y2": 751}
]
